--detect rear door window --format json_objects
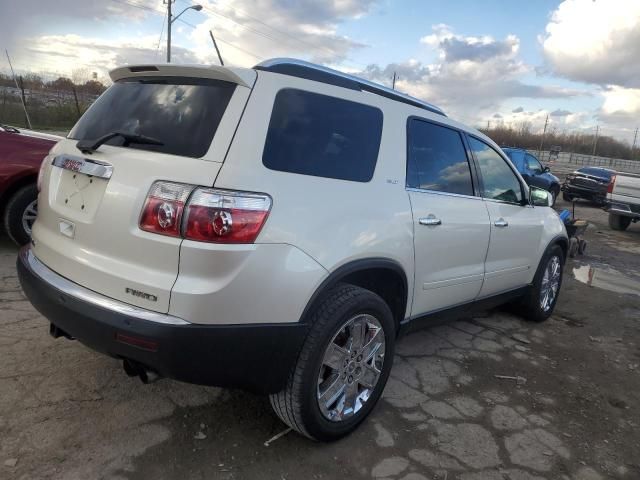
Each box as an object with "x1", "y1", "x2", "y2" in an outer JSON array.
[
  {"x1": 69, "y1": 77, "x2": 236, "y2": 158},
  {"x1": 406, "y1": 119, "x2": 474, "y2": 196},
  {"x1": 262, "y1": 89, "x2": 383, "y2": 182}
]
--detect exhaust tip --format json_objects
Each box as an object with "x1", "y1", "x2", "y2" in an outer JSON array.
[{"x1": 122, "y1": 359, "x2": 161, "y2": 384}]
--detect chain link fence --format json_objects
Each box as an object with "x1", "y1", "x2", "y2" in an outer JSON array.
[{"x1": 530, "y1": 150, "x2": 640, "y2": 173}]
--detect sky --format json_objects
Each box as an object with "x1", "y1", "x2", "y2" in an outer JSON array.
[{"x1": 1, "y1": 0, "x2": 639, "y2": 144}]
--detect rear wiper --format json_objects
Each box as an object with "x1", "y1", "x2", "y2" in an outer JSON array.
[{"x1": 76, "y1": 131, "x2": 164, "y2": 154}]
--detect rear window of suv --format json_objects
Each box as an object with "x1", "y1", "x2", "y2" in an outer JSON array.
[
  {"x1": 262, "y1": 89, "x2": 383, "y2": 182},
  {"x1": 69, "y1": 77, "x2": 236, "y2": 158}
]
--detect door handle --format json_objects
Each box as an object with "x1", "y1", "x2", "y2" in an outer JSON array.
[
  {"x1": 419, "y1": 215, "x2": 442, "y2": 226},
  {"x1": 494, "y1": 218, "x2": 509, "y2": 227}
]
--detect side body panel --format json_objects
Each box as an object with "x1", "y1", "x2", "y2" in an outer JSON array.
[
  {"x1": 610, "y1": 172, "x2": 640, "y2": 210},
  {"x1": 408, "y1": 190, "x2": 490, "y2": 314},
  {"x1": 213, "y1": 71, "x2": 417, "y2": 320},
  {"x1": 0, "y1": 131, "x2": 56, "y2": 200}
]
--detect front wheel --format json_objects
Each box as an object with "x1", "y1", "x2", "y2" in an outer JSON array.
[
  {"x1": 562, "y1": 192, "x2": 574, "y2": 202},
  {"x1": 518, "y1": 245, "x2": 564, "y2": 322},
  {"x1": 549, "y1": 188, "x2": 558, "y2": 207},
  {"x1": 270, "y1": 284, "x2": 395, "y2": 441}
]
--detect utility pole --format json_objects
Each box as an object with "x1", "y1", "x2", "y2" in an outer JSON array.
[
  {"x1": 165, "y1": 2, "x2": 202, "y2": 63},
  {"x1": 5, "y1": 49, "x2": 31, "y2": 129},
  {"x1": 631, "y1": 126, "x2": 638, "y2": 159},
  {"x1": 392, "y1": 72, "x2": 397, "y2": 90},
  {"x1": 592, "y1": 125, "x2": 599, "y2": 156},
  {"x1": 209, "y1": 31, "x2": 224, "y2": 66},
  {"x1": 538, "y1": 114, "x2": 549, "y2": 157},
  {"x1": 166, "y1": 0, "x2": 172, "y2": 63}
]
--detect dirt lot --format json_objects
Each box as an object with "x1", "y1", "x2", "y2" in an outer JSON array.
[{"x1": 1, "y1": 193, "x2": 639, "y2": 480}]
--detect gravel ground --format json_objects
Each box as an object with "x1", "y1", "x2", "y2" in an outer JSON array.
[{"x1": 1, "y1": 193, "x2": 639, "y2": 480}]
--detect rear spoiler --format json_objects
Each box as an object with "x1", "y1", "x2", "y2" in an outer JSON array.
[{"x1": 109, "y1": 64, "x2": 256, "y2": 88}]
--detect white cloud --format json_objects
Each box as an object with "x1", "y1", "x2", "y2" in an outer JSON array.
[
  {"x1": 541, "y1": 0, "x2": 640, "y2": 88},
  {"x1": 359, "y1": 25, "x2": 585, "y2": 126}
]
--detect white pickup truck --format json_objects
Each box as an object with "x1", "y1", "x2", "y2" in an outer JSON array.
[{"x1": 607, "y1": 171, "x2": 640, "y2": 230}]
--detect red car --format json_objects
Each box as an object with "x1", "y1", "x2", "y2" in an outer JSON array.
[{"x1": 0, "y1": 125, "x2": 61, "y2": 245}]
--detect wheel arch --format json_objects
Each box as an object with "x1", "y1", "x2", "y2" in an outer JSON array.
[
  {"x1": 299, "y1": 258, "x2": 409, "y2": 333},
  {"x1": 550, "y1": 235, "x2": 568, "y2": 263}
]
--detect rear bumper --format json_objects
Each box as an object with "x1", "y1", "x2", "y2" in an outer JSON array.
[
  {"x1": 561, "y1": 183, "x2": 606, "y2": 199},
  {"x1": 605, "y1": 202, "x2": 640, "y2": 219},
  {"x1": 17, "y1": 246, "x2": 308, "y2": 393}
]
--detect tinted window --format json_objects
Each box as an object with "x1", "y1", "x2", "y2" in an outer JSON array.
[
  {"x1": 525, "y1": 154, "x2": 543, "y2": 174},
  {"x1": 70, "y1": 77, "x2": 235, "y2": 158},
  {"x1": 469, "y1": 137, "x2": 524, "y2": 204},
  {"x1": 406, "y1": 119, "x2": 473, "y2": 195},
  {"x1": 262, "y1": 89, "x2": 383, "y2": 182}
]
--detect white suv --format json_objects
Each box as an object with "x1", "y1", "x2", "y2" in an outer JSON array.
[{"x1": 18, "y1": 59, "x2": 568, "y2": 441}]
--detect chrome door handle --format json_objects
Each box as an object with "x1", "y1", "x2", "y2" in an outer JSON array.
[
  {"x1": 494, "y1": 218, "x2": 509, "y2": 227},
  {"x1": 419, "y1": 215, "x2": 442, "y2": 226}
]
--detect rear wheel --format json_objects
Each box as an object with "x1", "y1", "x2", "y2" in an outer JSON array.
[
  {"x1": 269, "y1": 284, "x2": 395, "y2": 441},
  {"x1": 609, "y1": 213, "x2": 631, "y2": 231},
  {"x1": 3, "y1": 184, "x2": 38, "y2": 246},
  {"x1": 518, "y1": 245, "x2": 564, "y2": 322}
]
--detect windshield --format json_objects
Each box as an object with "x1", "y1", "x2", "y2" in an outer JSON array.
[{"x1": 69, "y1": 77, "x2": 236, "y2": 158}]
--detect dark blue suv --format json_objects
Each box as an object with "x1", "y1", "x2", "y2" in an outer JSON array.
[{"x1": 502, "y1": 148, "x2": 561, "y2": 206}]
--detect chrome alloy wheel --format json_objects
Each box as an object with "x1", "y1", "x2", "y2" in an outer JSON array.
[
  {"x1": 317, "y1": 314, "x2": 386, "y2": 422},
  {"x1": 540, "y1": 255, "x2": 561, "y2": 312},
  {"x1": 22, "y1": 200, "x2": 37, "y2": 236}
]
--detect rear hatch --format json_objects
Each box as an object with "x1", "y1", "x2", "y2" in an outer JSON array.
[{"x1": 32, "y1": 65, "x2": 255, "y2": 313}]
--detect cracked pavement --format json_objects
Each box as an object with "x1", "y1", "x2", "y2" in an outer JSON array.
[{"x1": 1, "y1": 197, "x2": 640, "y2": 480}]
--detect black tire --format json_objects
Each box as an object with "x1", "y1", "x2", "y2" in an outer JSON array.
[
  {"x1": 550, "y1": 187, "x2": 559, "y2": 207},
  {"x1": 562, "y1": 192, "x2": 574, "y2": 202},
  {"x1": 517, "y1": 245, "x2": 564, "y2": 323},
  {"x1": 269, "y1": 284, "x2": 395, "y2": 441},
  {"x1": 3, "y1": 184, "x2": 38, "y2": 246},
  {"x1": 609, "y1": 213, "x2": 631, "y2": 231}
]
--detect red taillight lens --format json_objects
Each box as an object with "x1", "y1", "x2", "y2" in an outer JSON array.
[
  {"x1": 139, "y1": 182, "x2": 194, "y2": 237},
  {"x1": 184, "y1": 188, "x2": 272, "y2": 243},
  {"x1": 607, "y1": 175, "x2": 616, "y2": 194}
]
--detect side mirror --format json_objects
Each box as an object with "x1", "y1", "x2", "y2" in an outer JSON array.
[
  {"x1": 543, "y1": 166, "x2": 551, "y2": 173},
  {"x1": 530, "y1": 186, "x2": 552, "y2": 207}
]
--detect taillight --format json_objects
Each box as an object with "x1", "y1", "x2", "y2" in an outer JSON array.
[
  {"x1": 37, "y1": 157, "x2": 49, "y2": 192},
  {"x1": 139, "y1": 182, "x2": 194, "y2": 237},
  {"x1": 184, "y1": 188, "x2": 272, "y2": 243},
  {"x1": 607, "y1": 175, "x2": 616, "y2": 194}
]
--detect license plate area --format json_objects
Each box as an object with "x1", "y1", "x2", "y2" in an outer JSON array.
[{"x1": 52, "y1": 156, "x2": 111, "y2": 218}]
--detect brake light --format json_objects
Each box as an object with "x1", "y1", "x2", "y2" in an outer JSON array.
[
  {"x1": 184, "y1": 188, "x2": 272, "y2": 243},
  {"x1": 607, "y1": 175, "x2": 616, "y2": 194},
  {"x1": 139, "y1": 182, "x2": 194, "y2": 237}
]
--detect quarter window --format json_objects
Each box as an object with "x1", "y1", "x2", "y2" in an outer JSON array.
[
  {"x1": 469, "y1": 137, "x2": 524, "y2": 204},
  {"x1": 262, "y1": 89, "x2": 383, "y2": 182},
  {"x1": 406, "y1": 119, "x2": 474, "y2": 196}
]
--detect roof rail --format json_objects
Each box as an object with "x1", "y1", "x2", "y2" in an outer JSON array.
[{"x1": 254, "y1": 58, "x2": 446, "y2": 117}]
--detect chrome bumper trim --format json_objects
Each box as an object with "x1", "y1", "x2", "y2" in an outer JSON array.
[{"x1": 19, "y1": 246, "x2": 190, "y2": 325}]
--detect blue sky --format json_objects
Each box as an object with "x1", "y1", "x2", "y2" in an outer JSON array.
[{"x1": 2, "y1": 0, "x2": 640, "y2": 143}]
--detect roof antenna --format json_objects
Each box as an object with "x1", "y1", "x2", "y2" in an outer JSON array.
[{"x1": 209, "y1": 30, "x2": 224, "y2": 66}]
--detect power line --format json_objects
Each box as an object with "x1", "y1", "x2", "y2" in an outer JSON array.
[
  {"x1": 176, "y1": 0, "x2": 368, "y2": 69},
  {"x1": 109, "y1": 0, "x2": 264, "y2": 61}
]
